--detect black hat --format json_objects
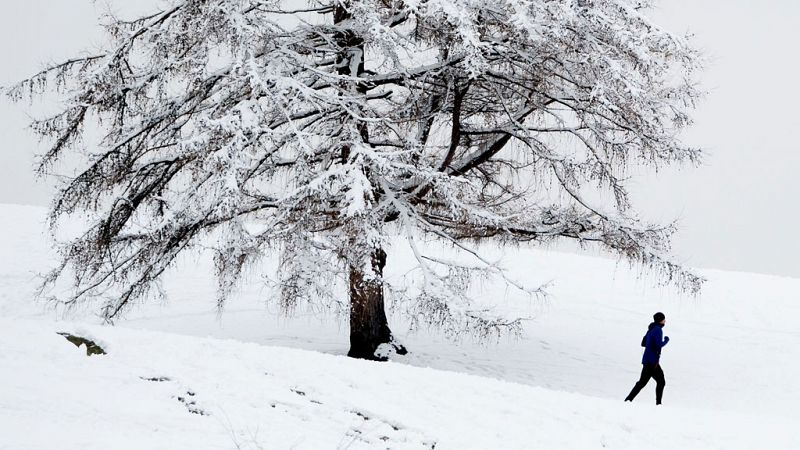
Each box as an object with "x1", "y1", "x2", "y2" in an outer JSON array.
[{"x1": 653, "y1": 312, "x2": 666, "y2": 322}]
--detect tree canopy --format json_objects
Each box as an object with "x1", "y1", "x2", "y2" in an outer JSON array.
[{"x1": 10, "y1": 0, "x2": 703, "y2": 359}]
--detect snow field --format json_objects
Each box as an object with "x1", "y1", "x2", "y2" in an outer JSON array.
[
  {"x1": 1, "y1": 204, "x2": 799, "y2": 448},
  {"x1": 2, "y1": 318, "x2": 797, "y2": 450}
]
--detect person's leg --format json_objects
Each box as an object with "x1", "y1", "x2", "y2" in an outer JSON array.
[
  {"x1": 653, "y1": 364, "x2": 666, "y2": 405},
  {"x1": 625, "y1": 364, "x2": 654, "y2": 401}
]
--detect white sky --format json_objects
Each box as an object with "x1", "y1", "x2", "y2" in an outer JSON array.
[{"x1": 1, "y1": 0, "x2": 798, "y2": 278}]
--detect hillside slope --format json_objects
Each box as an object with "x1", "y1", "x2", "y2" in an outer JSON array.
[
  {"x1": 2, "y1": 317, "x2": 797, "y2": 450},
  {"x1": 1, "y1": 204, "x2": 798, "y2": 448}
]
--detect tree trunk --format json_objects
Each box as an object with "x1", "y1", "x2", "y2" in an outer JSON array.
[
  {"x1": 334, "y1": 4, "x2": 405, "y2": 361},
  {"x1": 347, "y1": 248, "x2": 406, "y2": 360}
]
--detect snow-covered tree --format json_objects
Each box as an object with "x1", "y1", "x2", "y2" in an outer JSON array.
[{"x1": 10, "y1": 0, "x2": 702, "y2": 360}]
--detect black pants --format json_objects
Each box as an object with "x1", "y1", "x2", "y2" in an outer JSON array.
[{"x1": 625, "y1": 363, "x2": 666, "y2": 404}]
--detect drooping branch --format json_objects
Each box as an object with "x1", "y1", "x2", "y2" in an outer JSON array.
[{"x1": 10, "y1": 0, "x2": 703, "y2": 337}]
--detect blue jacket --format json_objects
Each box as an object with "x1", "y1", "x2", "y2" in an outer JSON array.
[{"x1": 641, "y1": 322, "x2": 669, "y2": 365}]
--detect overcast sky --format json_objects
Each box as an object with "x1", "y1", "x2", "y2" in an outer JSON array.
[{"x1": 1, "y1": 0, "x2": 799, "y2": 278}]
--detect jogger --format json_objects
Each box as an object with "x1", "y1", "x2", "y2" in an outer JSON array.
[{"x1": 625, "y1": 312, "x2": 669, "y2": 404}]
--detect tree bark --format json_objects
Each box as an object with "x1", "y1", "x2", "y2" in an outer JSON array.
[{"x1": 347, "y1": 248, "x2": 406, "y2": 360}]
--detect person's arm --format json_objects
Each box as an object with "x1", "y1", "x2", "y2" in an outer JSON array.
[{"x1": 647, "y1": 327, "x2": 667, "y2": 348}]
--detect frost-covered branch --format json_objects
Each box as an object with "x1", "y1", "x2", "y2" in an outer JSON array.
[{"x1": 11, "y1": 0, "x2": 703, "y2": 340}]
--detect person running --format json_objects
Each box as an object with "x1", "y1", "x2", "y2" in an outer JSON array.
[{"x1": 625, "y1": 312, "x2": 669, "y2": 405}]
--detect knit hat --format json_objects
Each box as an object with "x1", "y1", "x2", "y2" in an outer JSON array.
[{"x1": 653, "y1": 312, "x2": 666, "y2": 323}]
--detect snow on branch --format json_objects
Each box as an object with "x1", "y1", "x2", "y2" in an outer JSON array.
[{"x1": 11, "y1": 0, "x2": 703, "y2": 336}]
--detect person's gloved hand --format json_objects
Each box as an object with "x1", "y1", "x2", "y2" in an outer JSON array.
[{"x1": 664, "y1": 336, "x2": 670, "y2": 343}]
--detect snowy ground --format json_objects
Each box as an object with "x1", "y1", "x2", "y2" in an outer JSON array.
[{"x1": 1, "y1": 203, "x2": 799, "y2": 449}]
